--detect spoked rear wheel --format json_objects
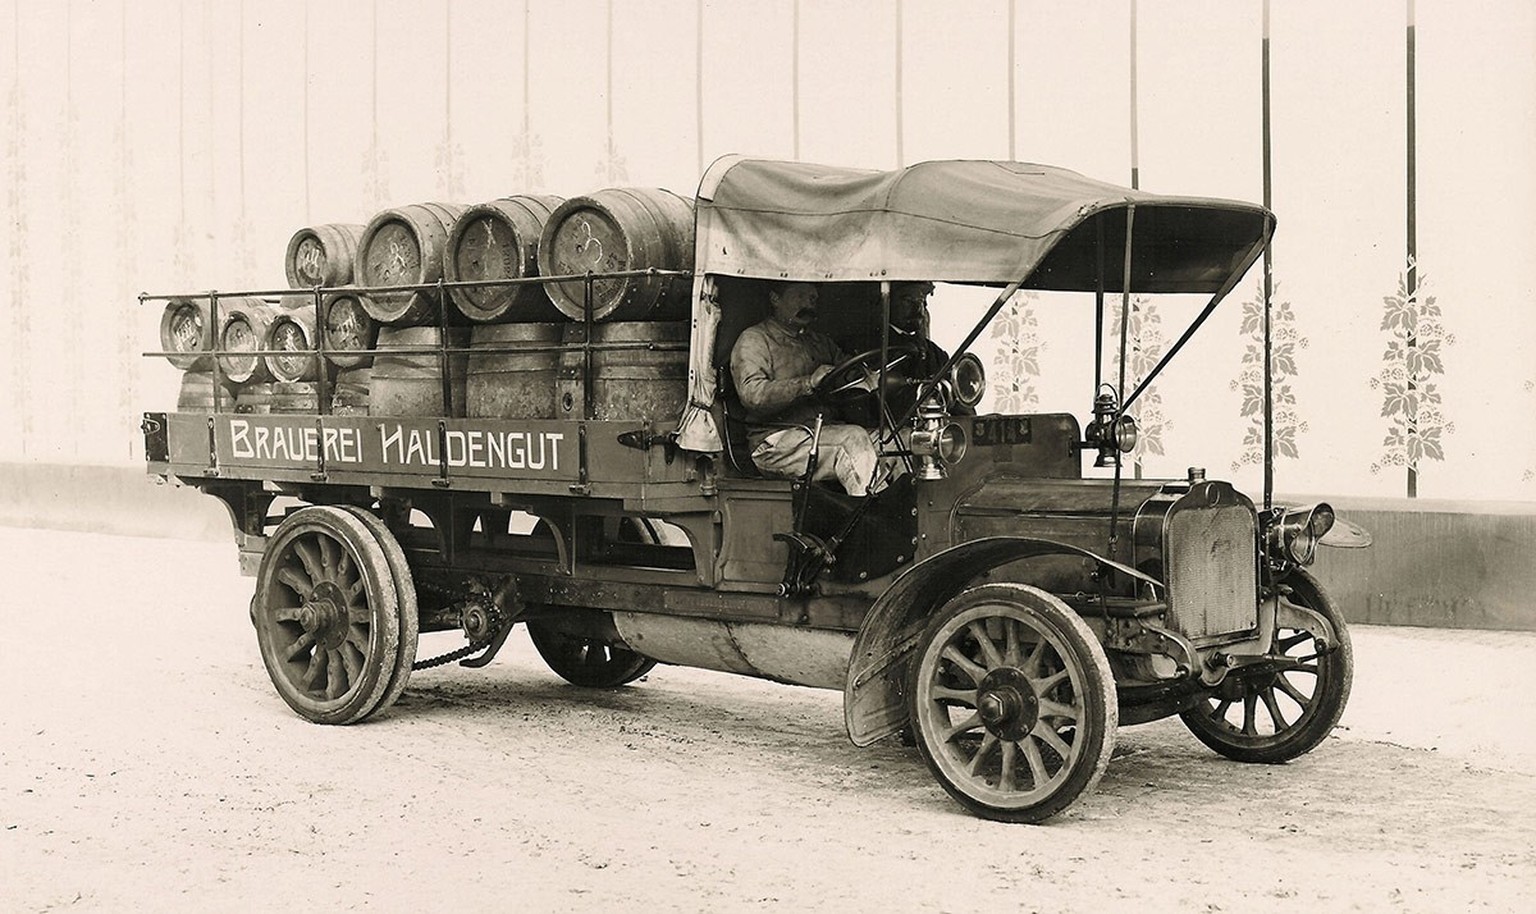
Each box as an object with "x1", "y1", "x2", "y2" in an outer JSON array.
[
  {"x1": 340, "y1": 506, "x2": 419, "y2": 720},
  {"x1": 907, "y1": 583, "x2": 1117, "y2": 823},
  {"x1": 523, "y1": 516, "x2": 659, "y2": 688},
  {"x1": 1180, "y1": 569, "x2": 1352, "y2": 763},
  {"x1": 252, "y1": 506, "x2": 403, "y2": 724}
]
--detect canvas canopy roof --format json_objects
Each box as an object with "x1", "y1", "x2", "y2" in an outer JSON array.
[
  {"x1": 675, "y1": 155, "x2": 1275, "y2": 453},
  {"x1": 692, "y1": 155, "x2": 1273, "y2": 293}
]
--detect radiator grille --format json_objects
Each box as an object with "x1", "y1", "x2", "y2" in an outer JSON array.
[{"x1": 1166, "y1": 504, "x2": 1257, "y2": 639}]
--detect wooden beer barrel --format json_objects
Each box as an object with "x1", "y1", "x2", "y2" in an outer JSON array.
[
  {"x1": 263, "y1": 310, "x2": 331, "y2": 383},
  {"x1": 466, "y1": 323, "x2": 565, "y2": 419},
  {"x1": 236, "y1": 382, "x2": 320, "y2": 414},
  {"x1": 215, "y1": 297, "x2": 289, "y2": 385},
  {"x1": 356, "y1": 203, "x2": 467, "y2": 326},
  {"x1": 285, "y1": 223, "x2": 366, "y2": 288},
  {"x1": 538, "y1": 188, "x2": 695, "y2": 322},
  {"x1": 556, "y1": 321, "x2": 690, "y2": 423},
  {"x1": 160, "y1": 298, "x2": 216, "y2": 370},
  {"x1": 446, "y1": 195, "x2": 566, "y2": 323},
  {"x1": 332, "y1": 366, "x2": 372, "y2": 415},
  {"x1": 176, "y1": 369, "x2": 236, "y2": 412},
  {"x1": 369, "y1": 326, "x2": 469, "y2": 417},
  {"x1": 235, "y1": 382, "x2": 275, "y2": 414},
  {"x1": 270, "y1": 381, "x2": 322, "y2": 414},
  {"x1": 321, "y1": 291, "x2": 378, "y2": 368}
]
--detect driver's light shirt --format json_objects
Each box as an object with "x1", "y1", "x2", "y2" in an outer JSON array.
[{"x1": 730, "y1": 317, "x2": 844, "y2": 434}]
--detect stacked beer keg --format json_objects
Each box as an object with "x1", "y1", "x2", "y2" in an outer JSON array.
[{"x1": 158, "y1": 184, "x2": 696, "y2": 426}]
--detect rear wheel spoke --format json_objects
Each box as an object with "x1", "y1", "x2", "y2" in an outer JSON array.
[
  {"x1": 301, "y1": 644, "x2": 325, "y2": 687},
  {"x1": 339, "y1": 643, "x2": 363, "y2": 684},
  {"x1": 276, "y1": 566, "x2": 312, "y2": 598},
  {"x1": 317, "y1": 536, "x2": 339, "y2": 578},
  {"x1": 325, "y1": 650, "x2": 345, "y2": 699},
  {"x1": 286, "y1": 631, "x2": 316, "y2": 662},
  {"x1": 292, "y1": 539, "x2": 323, "y2": 581}
]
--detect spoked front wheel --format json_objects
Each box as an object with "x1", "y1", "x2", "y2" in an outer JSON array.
[
  {"x1": 907, "y1": 583, "x2": 1117, "y2": 823},
  {"x1": 1180, "y1": 569, "x2": 1353, "y2": 763}
]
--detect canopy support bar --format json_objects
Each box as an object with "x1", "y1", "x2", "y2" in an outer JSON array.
[
  {"x1": 1094, "y1": 216, "x2": 1106, "y2": 395},
  {"x1": 897, "y1": 276, "x2": 1026, "y2": 429},
  {"x1": 1123, "y1": 287, "x2": 1225, "y2": 413}
]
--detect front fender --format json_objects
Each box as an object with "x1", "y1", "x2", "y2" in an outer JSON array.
[{"x1": 842, "y1": 536, "x2": 1158, "y2": 747}]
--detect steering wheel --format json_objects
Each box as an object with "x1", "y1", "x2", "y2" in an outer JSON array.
[{"x1": 812, "y1": 344, "x2": 923, "y2": 403}]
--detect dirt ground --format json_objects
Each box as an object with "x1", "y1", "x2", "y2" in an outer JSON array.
[{"x1": 2, "y1": 527, "x2": 1533, "y2": 913}]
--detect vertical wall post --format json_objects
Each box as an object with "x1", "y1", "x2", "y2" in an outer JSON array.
[
  {"x1": 1262, "y1": 0, "x2": 1275, "y2": 513},
  {"x1": 1405, "y1": 0, "x2": 1419, "y2": 498},
  {"x1": 894, "y1": 0, "x2": 904, "y2": 166},
  {"x1": 791, "y1": 0, "x2": 800, "y2": 160},
  {"x1": 1007, "y1": 0, "x2": 1016, "y2": 160}
]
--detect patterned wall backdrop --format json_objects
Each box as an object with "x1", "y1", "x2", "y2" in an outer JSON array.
[
  {"x1": 0, "y1": 0, "x2": 1531, "y2": 503},
  {"x1": 1232, "y1": 279, "x2": 1308, "y2": 474}
]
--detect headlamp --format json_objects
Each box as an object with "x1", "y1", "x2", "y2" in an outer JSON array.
[
  {"x1": 909, "y1": 392, "x2": 967, "y2": 480},
  {"x1": 947, "y1": 354, "x2": 986, "y2": 408},
  {"x1": 1084, "y1": 391, "x2": 1138, "y2": 467},
  {"x1": 1267, "y1": 503, "x2": 1336, "y2": 566}
]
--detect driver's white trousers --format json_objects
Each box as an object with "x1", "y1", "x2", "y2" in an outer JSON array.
[{"x1": 749, "y1": 424, "x2": 900, "y2": 497}]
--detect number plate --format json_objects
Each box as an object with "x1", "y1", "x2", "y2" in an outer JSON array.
[{"x1": 971, "y1": 415, "x2": 1032, "y2": 446}]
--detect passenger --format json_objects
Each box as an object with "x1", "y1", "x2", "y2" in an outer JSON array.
[
  {"x1": 890, "y1": 281, "x2": 946, "y2": 371},
  {"x1": 889, "y1": 281, "x2": 974, "y2": 416},
  {"x1": 729, "y1": 282, "x2": 893, "y2": 496}
]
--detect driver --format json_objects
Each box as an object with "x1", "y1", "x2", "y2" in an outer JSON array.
[{"x1": 730, "y1": 282, "x2": 891, "y2": 496}]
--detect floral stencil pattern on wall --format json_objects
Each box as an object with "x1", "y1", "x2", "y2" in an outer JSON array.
[
  {"x1": 1369, "y1": 259, "x2": 1455, "y2": 479},
  {"x1": 988, "y1": 289, "x2": 1043, "y2": 412},
  {"x1": 1104, "y1": 294, "x2": 1168, "y2": 471},
  {"x1": 1231, "y1": 279, "x2": 1308, "y2": 472}
]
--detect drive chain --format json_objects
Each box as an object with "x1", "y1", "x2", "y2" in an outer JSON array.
[{"x1": 410, "y1": 579, "x2": 505, "y2": 671}]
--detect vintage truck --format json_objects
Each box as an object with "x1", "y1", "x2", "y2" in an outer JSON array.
[{"x1": 143, "y1": 157, "x2": 1365, "y2": 822}]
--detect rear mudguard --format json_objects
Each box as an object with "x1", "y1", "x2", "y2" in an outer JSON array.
[{"x1": 842, "y1": 536, "x2": 1159, "y2": 747}]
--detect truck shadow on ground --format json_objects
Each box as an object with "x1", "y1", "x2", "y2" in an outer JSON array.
[{"x1": 381, "y1": 658, "x2": 1396, "y2": 824}]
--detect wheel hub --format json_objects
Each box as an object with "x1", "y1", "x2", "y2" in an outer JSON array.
[
  {"x1": 976, "y1": 667, "x2": 1039, "y2": 741},
  {"x1": 298, "y1": 580, "x2": 349, "y2": 650}
]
